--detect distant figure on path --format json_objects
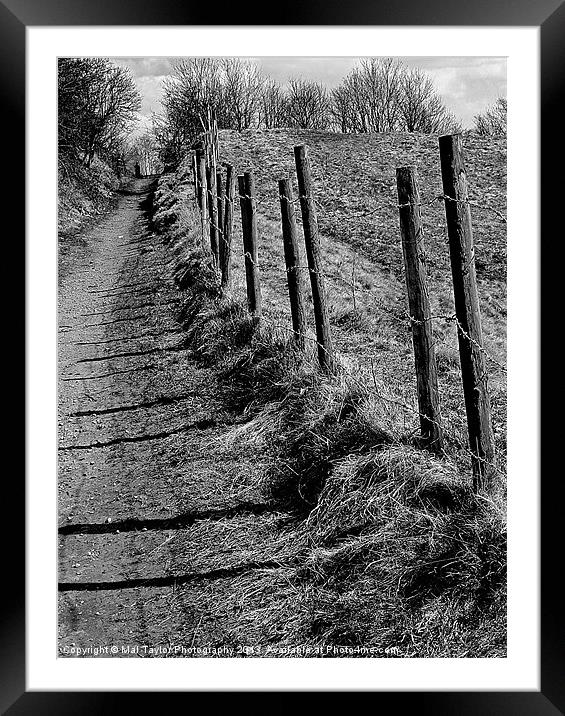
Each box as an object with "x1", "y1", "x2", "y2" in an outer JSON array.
[{"x1": 135, "y1": 162, "x2": 141, "y2": 178}]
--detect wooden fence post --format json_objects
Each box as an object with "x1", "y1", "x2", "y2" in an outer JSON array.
[
  {"x1": 439, "y1": 133, "x2": 495, "y2": 489},
  {"x1": 195, "y1": 149, "x2": 203, "y2": 211},
  {"x1": 206, "y1": 164, "x2": 219, "y2": 264},
  {"x1": 278, "y1": 178, "x2": 307, "y2": 350},
  {"x1": 238, "y1": 172, "x2": 262, "y2": 320},
  {"x1": 221, "y1": 164, "x2": 235, "y2": 289},
  {"x1": 197, "y1": 152, "x2": 208, "y2": 249},
  {"x1": 294, "y1": 144, "x2": 335, "y2": 373},
  {"x1": 396, "y1": 167, "x2": 443, "y2": 452},
  {"x1": 192, "y1": 154, "x2": 199, "y2": 203}
]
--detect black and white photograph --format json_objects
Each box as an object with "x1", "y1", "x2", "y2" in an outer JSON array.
[
  {"x1": 56, "y1": 55, "x2": 509, "y2": 660},
  {"x1": 56, "y1": 54, "x2": 510, "y2": 660}
]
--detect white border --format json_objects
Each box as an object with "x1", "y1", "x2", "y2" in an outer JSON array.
[{"x1": 27, "y1": 26, "x2": 539, "y2": 691}]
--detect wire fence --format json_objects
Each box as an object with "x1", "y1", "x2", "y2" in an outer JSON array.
[{"x1": 188, "y1": 131, "x2": 507, "y2": 490}]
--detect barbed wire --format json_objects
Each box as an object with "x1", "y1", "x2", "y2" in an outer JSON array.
[
  {"x1": 177, "y1": 196, "x2": 506, "y2": 480},
  {"x1": 199, "y1": 243, "x2": 506, "y2": 378},
  {"x1": 231, "y1": 310, "x2": 503, "y2": 478},
  {"x1": 398, "y1": 193, "x2": 507, "y2": 224},
  {"x1": 200, "y1": 165, "x2": 506, "y2": 221},
  {"x1": 234, "y1": 239, "x2": 506, "y2": 374}
]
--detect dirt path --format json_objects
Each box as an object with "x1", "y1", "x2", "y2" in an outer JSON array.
[{"x1": 58, "y1": 179, "x2": 295, "y2": 657}]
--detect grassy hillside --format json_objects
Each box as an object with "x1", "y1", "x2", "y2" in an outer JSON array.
[{"x1": 152, "y1": 128, "x2": 507, "y2": 657}]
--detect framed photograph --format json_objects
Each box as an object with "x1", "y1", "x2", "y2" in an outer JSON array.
[{"x1": 12, "y1": 0, "x2": 560, "y2": 710}]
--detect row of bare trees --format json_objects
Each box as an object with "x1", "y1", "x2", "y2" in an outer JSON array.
[
  {"x1": 157, "y1": 58, "x2": 460, "y2": 163},
  {"x1": 58, "y1": 58, "x2": 141, "y2": 170}
]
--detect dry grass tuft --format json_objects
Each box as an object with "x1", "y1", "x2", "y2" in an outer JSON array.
[
  {"x1": 219, "y1": 329, "x2": 307, "y2": 413},
  {"x1": 264, "y1": 378, "x2": 392, "y2": 513},
  {"x1": 174, "y1": 249, "x2": 221, "y2": 296},
  {"x1": 310, "y1": 446, "x2": 473, "y2": 541},
  {"x1": 331, "y1": 307, "x2": 372, "y2": 333},
  {"x1": 185, "y1": 297, "x2": 256, "y2": 364}
]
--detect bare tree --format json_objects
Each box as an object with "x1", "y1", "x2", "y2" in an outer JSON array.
[
  {"x1": 222, "y1": 59, "x2": 264, "y2": 131},
  {"x1": 127, "y1": 130, "x2": 161, "y2": 176},
  {"x1": 58, "y1": 58, "x2": 140, "y2": 168},
  {"x1": 159, "y1": 58, "x2": 268, "y2": 162},
  {"x1": 400, "y1": 68, "x2": 460, "y2": 133},
  {"x1": 160, "y1": 58, "x2": 225, "y2": 162},
  {"x1": 329, "y1": 59, "x2": 404, "y2": 132},
  {"x1": 260, "y1": 78, "x2": 288, "y2": 129},
  {"x1": 474, "y1": 97, "x2": 507, "y2": 137},
  {"x1": 330, "y1": 83, "x2": 357, "y2": 133},
  {"x1": 367, "y1": 58, "x2": 404, "y2": 131}
]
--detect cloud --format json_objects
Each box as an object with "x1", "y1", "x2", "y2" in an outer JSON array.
[
  {"x1": 257, "y1": 57, "x2": 359, "y2": 87},
  {"x1": 414, "y1": 60, "x2": 506, "y2": 126},
  {"x1": 134, "y1": 75, "x2": 168, "y2": 116},
  {"x1": 111, "y1": 57, "x2": 176, "y2": 78}
]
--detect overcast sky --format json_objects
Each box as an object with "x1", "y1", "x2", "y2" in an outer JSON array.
[{"x1": 111, "y1": 56, "x2": 506, "y2": 131}]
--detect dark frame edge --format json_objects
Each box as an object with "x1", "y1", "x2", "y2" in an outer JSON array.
[
  {"x1": 1, "y1": 0, "x2": 26, "y2": 714},
  {"x1": 540, "y1": 1, "x2": 565, "y2": 713}
]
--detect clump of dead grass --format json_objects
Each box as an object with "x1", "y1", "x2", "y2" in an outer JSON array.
[
  {"x1": 194, "y1": 442, "x2": 506, "y2": 657},
  {"x1": 309, "y1": 446, "x2": 474, "y2": 541},
  {"x1": 219, "y1": 328, "x2": 308, "y2": 413},
  {"x1": 173, "y1": 249, "x2": 221, "y2": 296},
  {"x1": 184, "y1": 296, "x2": 256, "y2": 363},
  {"x1": 331, "y1": 307, "x2": 372, "y2": 333}
]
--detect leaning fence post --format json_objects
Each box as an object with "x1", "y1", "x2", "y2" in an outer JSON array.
[
  {"x1": 206, "y1": 164, "x2": 219, "y2": 264},
  {"x1": 221, "y1": 164, "x2": 235, "y2": 289},
  {"x1": 217, "y1": 169, "x2": 225, "y2": 259},
  {"x1": 279, "y1": 178, "x2": 307, "y2": 350},
  {"x1": 439, "y1": 133, "x2": 495, "y2": 489},
  {"x1": 238, "y1": 172, "x2": 262, "y2": 320},
  {"x1": 197, "y1": 152, "x2": 208, "y2": 249},
  {"x1": 294, "y1": 144, "x2": 335, "y2": 373},
  {"x1": 396, "y1": 167, "x2": 443, "y2": 453}
]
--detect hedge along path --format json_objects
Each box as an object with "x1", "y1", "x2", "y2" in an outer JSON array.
[{"x1": 57, "y1": 176, "x2": 298, "y2": 656}]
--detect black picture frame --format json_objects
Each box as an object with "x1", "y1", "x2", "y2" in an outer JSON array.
[{"x1": 11, "y1": 0, "x2": 561, "y2": 711}]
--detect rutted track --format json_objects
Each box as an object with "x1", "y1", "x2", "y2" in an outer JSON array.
[{"x1": 58, "y1": 178, "x2": 291, "y2": 656}]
